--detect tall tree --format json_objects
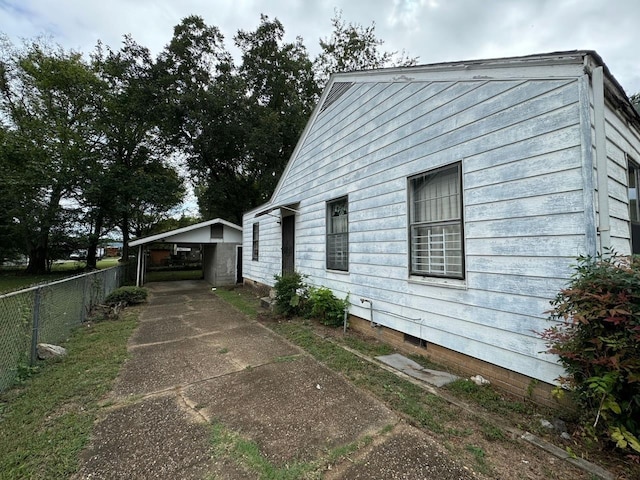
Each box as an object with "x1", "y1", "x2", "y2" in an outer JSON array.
[
  {"x1": 0, "y1": 39, "x2": 101, "y2": 273},
  {"x1": 157, "y1": 16, "x2": 249, "y2": 223},
  {"x1": 315, "y1": 10, "x2": 418, "y2": 88},
  {"x1": 91, "y1": 36, "x2": 184, "y2": 260},
  {"x1": 235, "y1": 15, "x2": 320, "y2": 208}
]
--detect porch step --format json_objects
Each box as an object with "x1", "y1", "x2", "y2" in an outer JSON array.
[{"x1": 260, "y1": 297, "x2": 275, "y2": 310}]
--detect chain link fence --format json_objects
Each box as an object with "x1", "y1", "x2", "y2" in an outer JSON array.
[{"x1": 0, "y1": 265, "x2": 126, "y2": 392}]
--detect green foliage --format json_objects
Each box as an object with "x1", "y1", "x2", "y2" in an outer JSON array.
[
  {"x1": 104, "y1": 286, "x2": 148, "y2": 306},
  {"x1": 541, "y1": 255, "x2": 640, "y2": 453},
  {"x1": 308, "y1": 286, "x2": 349, "y2": 327},
  {"x1": 273, "y1": 271, "x2": 308, "y2": 317},
  {"x1": 315, "y1": 9, "x2": 418, "y2": 87}
]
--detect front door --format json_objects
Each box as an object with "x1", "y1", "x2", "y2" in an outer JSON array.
[{"x1": 282, "y1": 215, "x2": 295, "y2": 274}]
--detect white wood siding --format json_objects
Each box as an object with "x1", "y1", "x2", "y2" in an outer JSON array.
[{"x1": 243, "y1": 75, "x2": 619, "y2": 385}]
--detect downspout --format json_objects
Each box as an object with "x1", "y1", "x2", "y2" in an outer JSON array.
[{"x1": 593, "y1": 66, "x2": 612, "y2": 256}]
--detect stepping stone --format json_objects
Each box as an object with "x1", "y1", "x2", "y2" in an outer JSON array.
[{"x1": 375, "y1": 353, "x2": 459, "y2": 387}]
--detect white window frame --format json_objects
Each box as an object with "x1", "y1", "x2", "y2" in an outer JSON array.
[
  {"x1": 326, "y1": 196, "x2": 348, "y2": 271},
  {"x1": 252, "y1": 223, "x2": 259, "y2": 261},
  {"x1": 408, "y1": 163, "x2": 464, "y2": 279}
]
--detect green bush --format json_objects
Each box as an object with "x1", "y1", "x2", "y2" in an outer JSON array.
[
  {"x1": 104, "y1": 286, "x2": 148, "y2": 307},
  {"x1": 541, "y1": 255, "x2": 640, "y2": 453},
  {"x1": 273, "y1": 271, "x2": 308, "y2": 317},
  {"x1": 308, "y1": 286, "x2": 349, "y2": 327}
]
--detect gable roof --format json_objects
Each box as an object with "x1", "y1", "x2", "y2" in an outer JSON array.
[
  {"x1": 129, "y1": 218, "x2": 242, "y2": 247},
  {"x1": 259, "y1": 50, "x2": 639, "y2": 207}
]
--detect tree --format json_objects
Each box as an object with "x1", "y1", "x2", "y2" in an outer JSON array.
[
  {"x1": 235, "y1": 15, "x2": 320, "y2": 210},
  {"x1": 91, "y1": 36, "x2": 185, "y2": 261},
  {"x1": 315, "y1": 10, "x2": 418, "y2": 88},
  {"x1": 0, "y1": 39, "x2": 101, "y2": 273}
]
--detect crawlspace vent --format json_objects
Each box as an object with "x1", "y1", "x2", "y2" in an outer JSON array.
[{"x1": 319, "y1": 82, "x2": 354, "y2": 113}]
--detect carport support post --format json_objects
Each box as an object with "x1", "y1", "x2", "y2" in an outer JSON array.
[{"x1": 136, "y1": 244, "x2": 143, "y2": 287}]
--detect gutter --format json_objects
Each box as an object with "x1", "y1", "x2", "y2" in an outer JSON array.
[{"x1": 593, "y1": 66, "x2": 612, "y2": 255}]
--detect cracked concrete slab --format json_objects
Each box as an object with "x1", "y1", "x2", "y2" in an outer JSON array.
[
  {"x1": 74, "y1": 395, "x2": 212, "y2": 480},
  {"x1": 184, "y1": 355, "x2": 396, "y2": 464}
]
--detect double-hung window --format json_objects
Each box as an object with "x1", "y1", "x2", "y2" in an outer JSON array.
[
  {"x1": 409, "y1": 163, "x2": 464, "y2": 278},
  {"x1": 629, "y1": 158, "x2": 640, "y2": 254},
  {"x1": 252, "y1": 223, "x2": 259, "y2": 261},
  {"x1": 326, "y1": 197, "x2": 348, "y2": 271}
]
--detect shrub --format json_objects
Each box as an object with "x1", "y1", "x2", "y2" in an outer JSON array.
[
  {"x1": 273, "y1": 272, "x2": 308, "y2": 317},
  {"x1": 540, "y1": 255, "x2": 640, "y2": 453},
  {"x1": 104, "y1": 286, "x2": 148, "y2": 307},
  {"x1": 308, "y1": 286, "x2": 349, "y2": 327}
]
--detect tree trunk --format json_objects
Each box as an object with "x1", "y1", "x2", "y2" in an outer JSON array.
[
  {"x1": 86, "y1": 212, "x2": 104, "y2": 269},
  {"x1": 26, "y1": 243, "x2": 48, "y2": 274},
  {"x1": 120, "y1": 211, "x2": 130, "y2": 262}
]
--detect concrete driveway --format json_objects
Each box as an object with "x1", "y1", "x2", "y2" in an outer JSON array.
[{"x1": 74, "y1": 280, "x2": 474, "y2": 479}]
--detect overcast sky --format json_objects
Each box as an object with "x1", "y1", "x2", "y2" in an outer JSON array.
[{"x1": 2, "y1": 0, "x2": 639, "y2": 96}]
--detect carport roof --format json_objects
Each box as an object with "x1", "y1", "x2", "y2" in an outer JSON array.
[{"x1": 129, "y1": 218, "x2": 242, "y2": 247}]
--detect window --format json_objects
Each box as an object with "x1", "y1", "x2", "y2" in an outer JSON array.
[
  {"x1": 629, "y1": 158, "x2": 640, "y2": 254},
  {"x1": 409, "y1": 163, "x2": 464, "y2": 278},
  {"x1": 326, "y1": 197, "x2": 348, "y2": 271},
  {"x1": 252, "y1": 223, "x2": 259, "y2": 261}
]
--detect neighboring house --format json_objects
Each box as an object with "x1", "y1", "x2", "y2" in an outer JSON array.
[
  {"x1": 241, "y1": 51, "x2": 640, "y2": 404},
  {"x1": 130, "y1": 218, "x2": 242, "y2": 287}
]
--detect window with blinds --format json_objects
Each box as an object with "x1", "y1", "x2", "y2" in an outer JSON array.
[
  {"x1": 409, "y1": 163, "x2": 464, "y2": 278},
  {"x1": 326, "y1": 197, "x2": 348, "y2": 271}
]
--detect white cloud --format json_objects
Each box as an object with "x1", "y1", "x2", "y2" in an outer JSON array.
[{"x1": 1, "y1": 0, "x2": 638, "y2": 93}]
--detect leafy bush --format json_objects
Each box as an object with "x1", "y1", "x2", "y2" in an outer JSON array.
[
  {"x1": 308, "y1": 286, "x2": 349, "y2": 327},
  {"x1": 540, "y1": 255, "x2": 640, "y2": 453},
  {"x1": 104, "y1": 286, "x2": 148, "y2": 307},
  {"x1": 273, "y1": 271, "x2": 308, "y2": 317}
]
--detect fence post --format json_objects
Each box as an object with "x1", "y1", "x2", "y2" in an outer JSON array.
[
  {"x1": 81, "y1": 274, "x2": 88, "y2": 323},
  {"x1": 30, "y1": 287, "x2": 42, "y2": 366}
]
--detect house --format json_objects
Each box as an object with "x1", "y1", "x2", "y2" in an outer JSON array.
[
  {"x1": 129, "y1": 218, "x2": 242, "y2": 287},
  {"x1": 241, "y1": 51, "x2": 640, "y2": 404}
]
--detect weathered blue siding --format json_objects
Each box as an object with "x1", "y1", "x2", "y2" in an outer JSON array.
[{"x1": 243, "y1": 60, "x2": 640, "y2": 385}]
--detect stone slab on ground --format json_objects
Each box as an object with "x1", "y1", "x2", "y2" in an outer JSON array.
[
  {"x1": 376, "y1": 353, "x2": 460, "y2": 387},
  {"x1": 74, "y1": 395, "x2": 211, "y2": 480},
  {"x1": 185, "y1": 355, "x2": 396, "y2": 464}
]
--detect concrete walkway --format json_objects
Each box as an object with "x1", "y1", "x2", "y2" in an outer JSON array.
[{"x1": 74, "y1": 281, "x2": 474, "y2": 479}]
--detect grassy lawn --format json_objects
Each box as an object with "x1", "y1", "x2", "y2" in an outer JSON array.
[
  {"x1": 144, "y1": 269, "x2": 203, "y2": 282},
  {"x1": 0, "y1": 258, "x2": 123, "y2": 294},
  {"x1": 0, "y1": 309, "x2": 138, "y2": 479}
]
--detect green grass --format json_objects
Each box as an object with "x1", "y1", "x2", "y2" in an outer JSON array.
[
  {"x1": 444, "y1": 379, "x2": 533, "y2": 418},
  {"x1": 214, "y1": 288, "x2": 259, "y2": 318},
  {"x1": 144, "y1": 269, "x2": 203, "y2": 282},
  {"x1": 0, "y1": 258, "x2": 123, "y2": 294},
  {"x1": 210, "y1": 421, "x2": 318, "y2": 479},
  {"x1": 0, "y1": 311, "x2": 138, "y2": 479}
]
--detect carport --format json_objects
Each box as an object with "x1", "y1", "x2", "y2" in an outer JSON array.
[{"x1": 129, "y1": 218, "x2": 242, "y2": 287}]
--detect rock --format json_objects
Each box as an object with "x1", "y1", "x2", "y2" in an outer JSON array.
[
  {"x1": 37, "y1": 343, "x2": 67, "y2": 360},
  {"x1": 470, "y1": 375, "x2": 490, "y2": 386},
  {"x1": 540, "y1": 419, "x2": 555, "y2": 429},
  {"x1": 561, "y1": 432, "x2": 572, "y2": 440},
  {"x1": 552, "y1": 418, "x2": 567, "y2": 433}
]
